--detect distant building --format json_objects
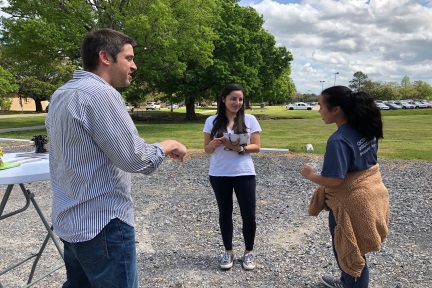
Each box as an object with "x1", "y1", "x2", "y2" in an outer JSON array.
[{"x1": 2, "y1": 97, "x2": 49, "y2": 112}]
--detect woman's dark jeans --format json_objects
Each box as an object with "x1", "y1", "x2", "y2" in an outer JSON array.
[{"x1": 329, "y1": 210, "x2": 369, "y2": 288}]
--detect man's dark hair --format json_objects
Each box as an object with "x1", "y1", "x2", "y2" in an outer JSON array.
[{"x1": 80, "y1": 28, "x2": 136, "y2": 71}]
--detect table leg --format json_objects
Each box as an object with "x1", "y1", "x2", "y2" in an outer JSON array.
[
  {"x1": 0, "y1": 183, "x2": 65, "y2": 287},
  {"x1": 20, "y1": 184, "x2": 64, "y2": 259},
  {"x1": 0, "y1": 184, "x2": 30, "y2": 220}
]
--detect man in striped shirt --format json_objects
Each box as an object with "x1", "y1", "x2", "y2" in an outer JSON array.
[{"x1": 46, "y1": 28, "x2": 187, "y2": 288}]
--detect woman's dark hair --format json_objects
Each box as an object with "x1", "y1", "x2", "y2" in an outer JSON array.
[
  {"x1": 81, "y1": 28, "x2": 136, "y2": 72},
  {"x1": 321, "y1": 85, "x2": 383, "y2": 140},
  {"x1": 210, "y1": 83, "x2": 248, "y2": 139}
]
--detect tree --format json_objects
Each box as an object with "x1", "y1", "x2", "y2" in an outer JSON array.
[
  {"x1": 1, "y1": 0, "x2": 89, "y2": 111},
  {"x1": 0, "y1": 65, "x2": 19, "y2": 110},
  {"x1": 194, "y1": 2, "x2": 294, "y2": 116},
  {"x1": 1, "y1": 0, "x2": 294, "y2": 118},
  {"x1": 0, "y1": 65, "x2": 18, "y2": 97},
  {"x1": 379, "y1": 83, "x2": 400, "y2": 100},
  {"x1": 266, "y1": 68, "x2": 296, "y2": 104},
  {"x1": 412, "y1": 80, "x2": 432, "y2": 99},
  {"x1": 349, "y1": 71, "x2": 368, "y2": 91},
  {"x1": 398, "y1": 75, "x2": 419, "y2": 99},
  {"x1": 0, "y1": 48, "x2": 19, "y2": 109},
  {"x1": 362, "y1": 80, "x2": 381, "y2": 99},
  {"x1": 400, "y1": 75, "x2": 411, "y2": 99},
  {"x1": 124, "y1": 0, "x2": 220, "y2": 120},
  {"x1": 2, "y1": 0, "x2": 220, "y2": 115},
  {"x1": 1, "y1": 0, "x2": 91, "y2": 66}
]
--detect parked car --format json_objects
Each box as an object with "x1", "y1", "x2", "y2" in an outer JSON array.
[
  {"x1": 286, "y1": 102, "x2": 313, "y2": 110},
  {"x1": 376, "y1": 102, "x2": 390, "y2": 110},
  {"x1": 146, "y1": 101, "x2": 161, "y2": 110},
  {"x1": 394, "y1": 101, "x2": 415, "y2": 109},
  {"x1": 167, "y1": 103, "x2": 179, "y2": 109},
  {"x1": 385, "y1": 102, "x2": 402, "y2": 110},
  {"x1": 211, "y1": 101, "x2": 218, "y2": 106},
  {"x1": 125, "y1": 104, "x2": 133, "y2": 112},
  {"x1": 422, "y1": 100, "x2": 432, "y2": 108},
  {"x1": 407, "y1": 101, "x2": 428, "y2": 108}
]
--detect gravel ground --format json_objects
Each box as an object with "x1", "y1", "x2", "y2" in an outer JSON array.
[{"x1": 0, "y1": 141, "x2": 431, "y2": 288}]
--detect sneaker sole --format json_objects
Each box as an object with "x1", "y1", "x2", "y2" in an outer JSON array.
[
  {"x1": 242, "y1": 264, "x2": 255, "y2": 270},
  {"x1": 320, "y1": 278, "x2": 335, "y2": 288},
  {"x1": 220, "y1": 261, "x2": 234, "y2": 269}
]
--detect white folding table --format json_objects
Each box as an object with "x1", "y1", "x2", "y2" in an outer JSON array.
[{"x1": 0, "y1": 152, "x2": 64, "y2": 288}]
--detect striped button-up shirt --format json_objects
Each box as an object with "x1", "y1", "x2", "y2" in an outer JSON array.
[{"x1": 45, "y1": 70, "x2": 165, "y2": 243}]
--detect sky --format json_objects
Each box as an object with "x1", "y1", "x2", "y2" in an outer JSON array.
[{"x1": 239, "y1": 0, "x2": 432, "y2": 94}]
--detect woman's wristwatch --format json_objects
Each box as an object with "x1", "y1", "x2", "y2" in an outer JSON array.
[{"x1": 238, "y1": 145, "x2": 246, "y2": 155}]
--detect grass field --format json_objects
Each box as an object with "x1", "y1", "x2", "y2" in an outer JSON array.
[{"x1": 1, "y1": 106, "x2": 431, "y2": 161}]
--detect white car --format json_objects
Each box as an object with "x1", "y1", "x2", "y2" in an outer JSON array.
[
  {"x1": 211, "y1": 101, "x2": 218, "y2": 106},
  {"x1": 146, "y1": 102, "x2": 161, "y2": 110},
  {"x1": 376, "y1": 102, "x2": 390, "y2": 110},
  {"x1": 125, "y1": 105, "x2": 133, "y2": 112},
  {"x1": 167, "y1": 103, "x2": 179, "y2": 109},
  {"x1": 395, "y1": 101, "x2": 415, "y2": 109},
  {"x1": 286, "y1": 102, "x2": 313, "y2": 110},
  {"x1": 408, "y1": 101, "x2": 428, "y2": 108}
]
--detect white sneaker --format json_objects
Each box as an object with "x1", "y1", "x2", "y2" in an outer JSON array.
[
  {"x1": 242, "y1": 253, "x2": 256, "y2": 270},
  {"x1": 220, "y1": 252, "x2": 235, "y2": 269}
]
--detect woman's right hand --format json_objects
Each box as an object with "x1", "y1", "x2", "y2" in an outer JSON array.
[
  {"x1": 301, "y1": 164, "x2": 315, "y2": 179},
  {"x1": 209, "y1": 136, "x2": 224, "y2": 149}
]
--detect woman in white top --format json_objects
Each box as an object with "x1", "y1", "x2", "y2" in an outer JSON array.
[{"x1": 203, "y1": 83, "x2": 262, "y2": 270}]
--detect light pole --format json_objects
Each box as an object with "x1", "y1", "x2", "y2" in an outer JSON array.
[
  {"x1": 305, "y1": 89, "x2": 311, "y2": 102},
  {"x1": 334, "y1": 72, "x2": 339, "y2": 86},
  {"x1": 320, "y1": 80, "x2": 325, "y2": 91}
]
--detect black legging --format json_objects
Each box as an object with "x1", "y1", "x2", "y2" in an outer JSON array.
[{"x1": 209, "y1": 175, "x2": 256, "y2": 251}]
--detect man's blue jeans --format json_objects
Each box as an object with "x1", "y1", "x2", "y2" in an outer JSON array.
[{"x1": 61, "y1": 218, "x2": 138, "y2": 288}]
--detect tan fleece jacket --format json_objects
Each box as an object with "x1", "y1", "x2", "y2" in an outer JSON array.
[{"x1": 308, "y1": 164, "x2": 390, "y2": 278}]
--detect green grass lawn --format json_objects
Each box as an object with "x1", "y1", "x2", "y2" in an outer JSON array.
[{"x1": 1, "y1": 107, "x2": 431, "y2": 161}]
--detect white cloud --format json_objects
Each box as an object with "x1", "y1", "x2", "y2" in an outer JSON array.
[{"x1": 240, "y1": 0, "x2": 432, "y2": 94}]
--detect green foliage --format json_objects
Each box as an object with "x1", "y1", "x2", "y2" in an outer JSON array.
[
  {"x1": 0, "y1": 57, "x2": 18, "y2": 110},
  {"x1": 412, "y1": 80, "x2": 432, "y2": 99},
  {"x1": 0, "y1": 65, "x2": 18, "y2": 96},
  {"x1": 124, "y1": 0, "x2": 220, "y2": 120},
  {"x1": 349, "y1": 71, "x2": 369, "y2": 91},
  {"x1": 2, "y1": 0, "x2": 90, "y2": 65},
  {"x1": 1, "y1": 0, "x2": 84, "y2": 111},
  {"x1": 352, "y1": 72, "x2": 432, "y2": 100},
  {"x1": 187, "y1": 1, "x2": 295, "y2": 115},
  {"x1": 0, "y1": 97, "x2": 12, "y2": 110}
]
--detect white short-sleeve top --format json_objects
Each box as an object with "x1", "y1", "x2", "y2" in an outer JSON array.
[{"x1": 203, "y1": 114, "x2": 262, "y2": 176}]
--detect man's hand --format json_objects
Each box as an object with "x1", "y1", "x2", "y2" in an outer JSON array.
[{"x1": 160, "y1": 140, "x2": 187, "y2": 162}]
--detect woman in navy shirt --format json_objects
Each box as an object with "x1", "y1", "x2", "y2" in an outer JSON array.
[{"x1": 301, "y1": 86, "x2": 388, "y2": 288}]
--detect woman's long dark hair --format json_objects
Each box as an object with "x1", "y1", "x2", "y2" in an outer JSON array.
[
  {"x1": 210, "y1": 83, "x2": 248, "y2": 139},
  {"x1": 321, "y1": 86, "x2": 383, "y2": 140}
]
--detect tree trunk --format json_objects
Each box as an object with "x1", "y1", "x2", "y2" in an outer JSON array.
[
  {"x1": 34, "y1": 99, "x2": 43, "y2": 112},
  {"x1": 185, "y1": 97, "x2": 197, "y2": 121}
]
